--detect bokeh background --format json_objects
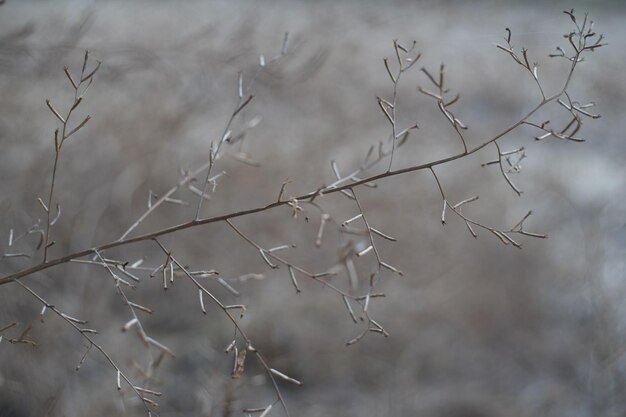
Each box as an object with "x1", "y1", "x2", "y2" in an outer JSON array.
[{"x1": 1, "y1": 1, "x2": 625, "y2": 416}]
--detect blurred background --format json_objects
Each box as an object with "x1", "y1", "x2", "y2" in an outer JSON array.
[{"x1": 0, "y1": 1, "x2": 625, "y2": 416}]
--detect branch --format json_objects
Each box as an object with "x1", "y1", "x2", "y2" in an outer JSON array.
[{"x1": 0, "y1": 79, "x2": 577, "y2": 287}]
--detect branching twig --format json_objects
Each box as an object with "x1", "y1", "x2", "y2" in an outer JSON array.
[
  {"x1": 41, "y1": 51, "x2": 100, "y2": 262},
  {"x1": 381, "y1": 40, "x2": 421, "y2": 172},
  {"x1": 193, "y1": 34, "x2": 289, "y2": 221},
  {"x1": 151, "y1": 238, "x2": 293, "y2": 417},
  {"x1": 12, "y1": 279, "x2": 154, "y2": 415},
  {"x1": 0, "y1": 13, "x2": 605, "y2": 414},
  {"x1": 0, "y1": 65, "x2": 598, "y2": 286}
]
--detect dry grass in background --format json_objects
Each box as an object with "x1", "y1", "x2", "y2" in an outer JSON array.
[{"x1": 0, "y1": 1, "x2": 625, "y2": 416}]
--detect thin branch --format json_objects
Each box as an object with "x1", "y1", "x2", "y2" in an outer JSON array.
[
  {"x1": 194, "y1": 36, "x2": 288, "y2": 221},
  {"x1": 0, "y1": 82, "x2": 580, "y2": 287},
  {"x1": 1, "y1": 18, "x2": 597, "y2": 289},
  {"x1": 151, "y1": 238, "x2": 293, "y2": 417},
  {"x1": 13, "y1": 279, "x2": 153, "y2": 414}
]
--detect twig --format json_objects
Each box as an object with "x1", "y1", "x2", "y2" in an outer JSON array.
[{"x1": 42, "y1": 51, "x2": 99, "y2": 262}]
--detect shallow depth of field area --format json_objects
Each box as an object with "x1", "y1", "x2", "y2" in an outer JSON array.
[{"x1": 1, "y1": 1, "x2": 625, "y2": 416}]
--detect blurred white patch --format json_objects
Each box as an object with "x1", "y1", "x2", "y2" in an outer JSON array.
[{"x1": 554, "y1": 152, "x2": 625, "y2": 208}]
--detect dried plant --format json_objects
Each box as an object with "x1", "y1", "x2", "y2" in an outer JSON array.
[{"x1": 0, "y1": 10, "x2": 605, "y2": 416}]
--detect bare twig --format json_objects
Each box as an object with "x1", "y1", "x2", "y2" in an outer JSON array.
[
  {"x1": 42, "y1": 51, "x2": 100, "y2": 262},
  {"x1": 0, "y1": 13, "x2": 605, "y2": 413}
]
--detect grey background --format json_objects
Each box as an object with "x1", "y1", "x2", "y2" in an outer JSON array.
[{"x1": 0, "y1": 1, "x2": 625, "y2": 416}]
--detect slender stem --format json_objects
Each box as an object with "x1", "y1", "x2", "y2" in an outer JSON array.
[
  {"x1": 121, "y1": 36, "x2": 288, "y2": 237},
  {"x1": 13, "y1": 279, "x2": 153, "y2": 415},
  {"x1": 387, "y1": 79, "x2": 399, "y2": 172},
  {"x1": 351, "y1": 188, "x2": 383, "y2": 267},
  {"x1": 194, "y1": 109, "x2": 238, "y2": 220},
  {"x1": 225, "y1": 219, "x2": 354, "y2": 298},
  {"x1": 42, "y1": 53, "x2": 98, "y2": 260},
  {"x1": 194, "y1": 53, "x2": 282, "y2": 221},
  {"x1": 42, "y1": 149, "x2": 60, "y2": 262},
  {"x1": 151, "y1": 238, "x2": 292, "y2": 417}
]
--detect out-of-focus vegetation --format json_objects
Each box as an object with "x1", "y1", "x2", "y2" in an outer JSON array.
[{"x1": 1, "y1": 1, "x2": 624, "y2": 416}]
